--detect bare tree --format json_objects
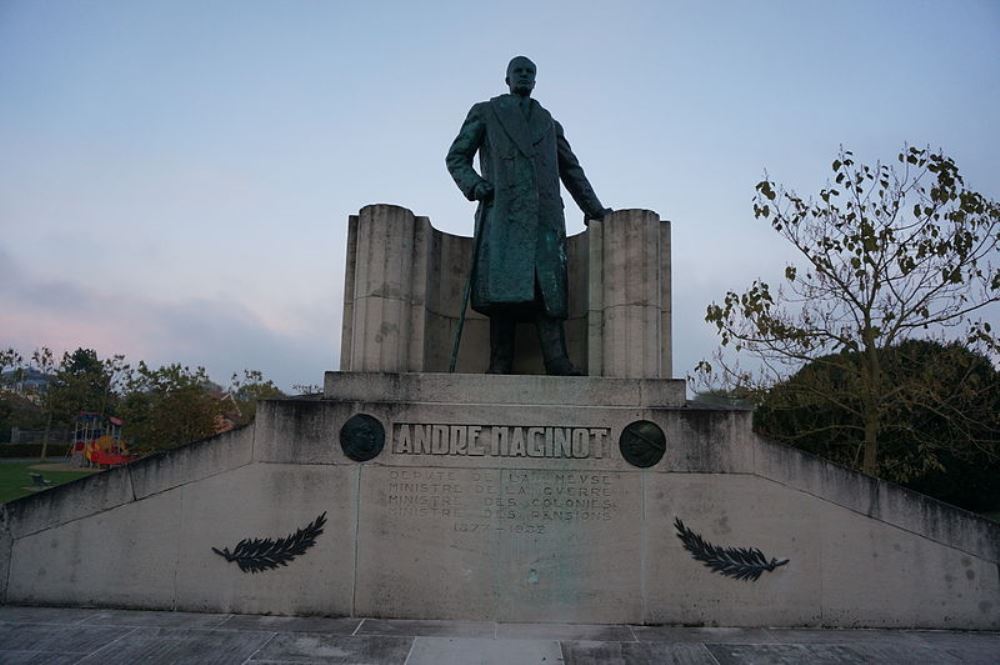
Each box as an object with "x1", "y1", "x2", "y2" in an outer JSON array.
[{"x1": 700, "y1": 146, "x2": 999, "y2": 475}]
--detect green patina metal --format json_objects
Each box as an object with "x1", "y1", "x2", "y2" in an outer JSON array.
[{"x1": 446, "y1": 56, "x2": 610, "y2": 321}]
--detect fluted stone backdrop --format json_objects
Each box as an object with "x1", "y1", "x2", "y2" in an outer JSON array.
[{"x1": 339, "y1": 204, "x2": 671, "y2": 377}]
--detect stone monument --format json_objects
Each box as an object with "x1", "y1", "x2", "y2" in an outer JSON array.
[{"x1": 0, "y1": 60, "x2": 997, "y2": 629}]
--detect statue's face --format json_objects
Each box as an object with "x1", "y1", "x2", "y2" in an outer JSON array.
[{"x1": 506, "y1": 57, "x2": 536, "y2": 97}]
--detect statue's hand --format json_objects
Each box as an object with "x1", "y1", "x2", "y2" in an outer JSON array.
[
  {"x1": 585, "y1": 208, "x2": 613, "y2": 224},
  {"x1": 473, "y1": 181, "x2": 495, "y2": 202}
]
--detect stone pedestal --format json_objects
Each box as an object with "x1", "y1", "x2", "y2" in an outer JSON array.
[
  {"x1": 339, "y1": 204, "x2": 670, "y2": 377},
  {"x1": 2, "y1": 373, "x2": 997, "y2": 628}
]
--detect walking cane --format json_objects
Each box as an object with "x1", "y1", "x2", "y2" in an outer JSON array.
[{"x1": 449, "y1": 216, "x2": 485, "y2": 373}]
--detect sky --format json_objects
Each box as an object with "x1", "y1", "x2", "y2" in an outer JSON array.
[{"x1": 1, "y1": 0, "x2": 998, "y2": 390}]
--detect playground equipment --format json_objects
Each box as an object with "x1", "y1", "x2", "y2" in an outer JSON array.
[{"x1": 68, "y1": 412, "x2": 138, "y2": 468}]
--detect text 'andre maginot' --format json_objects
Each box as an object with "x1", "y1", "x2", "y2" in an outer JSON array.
[{"x1": 391, "y1": 423, "x2": 611, "y2": 459}]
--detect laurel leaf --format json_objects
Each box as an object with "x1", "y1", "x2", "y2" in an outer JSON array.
[
  {"x1": 674, "y1": 517, "x2": 788, "y2": 582},
  {"x1": 213, "y1": 512, "x2": 327, "y2": 573}
]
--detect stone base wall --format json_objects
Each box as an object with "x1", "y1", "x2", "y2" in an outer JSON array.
[{"x1": 1, "y1": 373, "x2": 997, "y2": 628}]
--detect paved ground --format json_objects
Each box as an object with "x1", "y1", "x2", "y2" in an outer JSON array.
[{"x1": 0, "y1": 605, "x2": 997, "y2": 664}]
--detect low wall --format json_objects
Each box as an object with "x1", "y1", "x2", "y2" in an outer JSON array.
[{"x1": 1, "y1": 373, "x2": 996, "y2": 628}]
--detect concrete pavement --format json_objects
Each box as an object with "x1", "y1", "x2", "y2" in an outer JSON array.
[{"x1": 0, "y1": 605, "x2": 998, "y2": 664}]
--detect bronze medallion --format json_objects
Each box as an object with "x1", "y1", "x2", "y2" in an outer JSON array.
[
  {"x1": 340, "y1": 413, "x2": 385, "y2": 462},
  {"x1": 619, "y1": 420, "x2": 665, "y2": 468}
]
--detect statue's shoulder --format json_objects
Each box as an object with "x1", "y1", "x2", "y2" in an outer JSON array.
[
  {"x1": 487, "y1": 94, "x2": 512, "y2": 112},
  {"x1": 464, "y1": 99, "x2": 494, "y2": 119},
  {"x1": 533, "y1": 100, "x2": 554, "y2": 124},
  {"x1": 470, "y1": 95, "x2": 514, "y2": 123},
  {"x1": 486, "y1": 94, "x2": 553, "y2": 119}
]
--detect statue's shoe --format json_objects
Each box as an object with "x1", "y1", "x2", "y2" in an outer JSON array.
[{"x1": 545, "y1": 357, "x2": 583, "y2": 376}]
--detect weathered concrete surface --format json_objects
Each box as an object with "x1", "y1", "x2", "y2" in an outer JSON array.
[
  {"x1": 129, "y1": 425, "x2": 253, "y2": 500},
  {"x1": 0, "y1": 509, "x2": 11, "y2": 604},
  {"x1": 172, "y1": 463, "x2": 357, "y2": 616},
  {"x1": 2, "y1": 425, "x2": 254, "y2": 544},
  {"x1": 339, "y1": 205, "x2": 671, "y2": 377},
  {"x1": 3, "y1": 461, "x2": 358, "y2": 616},
  {"x1": 354, "y1": 466, "x2": 643, "y2": 623},
  {"x1": 816, "y1": 503, "x2": 997, "y2": 628},
  {"x1": 1, "y1": 375, "x2": 998, "y2": 628},
  {"x1": 644, "y1": 473, "x2": 998, "y2": 628},
  {"x1": 587, "y1": 209, "x2": 672, "y2": 378},
  {"x1": 323, "y1": 371, "x2": 686, "y2": 407},
  {"x1": 407, "y1": 636, "x2": 564, "y2": 664},
  {"x1": 253, "y1": 398, "x2": 359, "y2": 465},
  {"x1": 1, "y1": 606, "x2": 997, "y2": 665},
  {"x1": 754, "y1": 438, "x2": 1000, "y2": 565},
  {"x1": 341, "y1": 205, "x2": 430, "y2": 374},
  {"x1": 4, "y1": 464, "x2": 134, "y2": 540},
  {"x1": 644, "y1": 474, "x2": 824, "y2": 627},
  {"x1": 8, "y1": 490, "x2": 182, "y2": 608}
]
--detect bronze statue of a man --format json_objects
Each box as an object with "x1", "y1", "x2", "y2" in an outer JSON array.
[{"x1": 446, "y1": 56, "x2": 612, "y2": 375}]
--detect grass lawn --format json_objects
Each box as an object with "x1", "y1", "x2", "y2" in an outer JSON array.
[{"x1": 0, "y1": 461, "x2": 99, "y2": 504}]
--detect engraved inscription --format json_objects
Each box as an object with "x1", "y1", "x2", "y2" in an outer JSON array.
[
  {"x1": 385, "y1": 468, "x2": 627, "y2": 535},
  {"x1": 391, "y1": 424, "x2": 610, "y2": 459},
  {"x1": 386, "y1": 469, "x2": 463, "y2": 519}
]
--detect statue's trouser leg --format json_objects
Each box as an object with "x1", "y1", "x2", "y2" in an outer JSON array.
[
  {"x1": 487, "y1": 316, "x2": 516, "y2": 374},
  {"x1": 536, "y1": 315, "x2": 583, "y2": 376}
]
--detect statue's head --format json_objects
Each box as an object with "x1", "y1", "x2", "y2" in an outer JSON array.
[{"x1": 506, "y1": 56, "x2": 536, "y2": 97}]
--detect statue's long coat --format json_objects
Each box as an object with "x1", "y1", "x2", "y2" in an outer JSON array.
[{"x1": 446, "y1": 94, "x2": 605, "y2": 320}]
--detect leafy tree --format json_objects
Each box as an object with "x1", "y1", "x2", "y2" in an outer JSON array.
[
  {"x1": 755, "y1": 340, "x2": 999, "y2": 510},
  {"x1": 34, "y1": 348, "x2": 131, "y2": 456},
  {"x1": 2, "y1": 347, "x2": 288, "y2": 455},
  {"x1": 0, "y1": 348, "x2": 26, "y2": 443},
  {"x1": 228, "y1": 369, "x2": 284, "y2": 426},
  {"x1": 31, "y1": 348, "x2": 58, "y2": 460},
  {"x1": 118, "y1": 362, "x2": 218, "y2": 453},
  {"x1": 701, "y1": 145, "x2": 999, "y2": 475},
  {"x1": 51, "y1": 349, "x2": 126, "y2": 418},
  {"x1": 0, "y1": 348, "x2": 24, "y2": 385},
  {"x1": 47, "y1": 348, "x2": 105, "y2": 426}
]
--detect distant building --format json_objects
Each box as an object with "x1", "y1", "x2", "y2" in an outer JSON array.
[{"x1": 0, "y1": 368, "x2": 54, "y2": 400}]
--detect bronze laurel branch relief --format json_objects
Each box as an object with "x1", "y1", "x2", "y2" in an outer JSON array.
[
  {"x1": 674, "y1": 517, "x2": 789, "y2": 582},
  {"x1": 212, "y1": 512, "x2": 328, "y2": 574}
]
